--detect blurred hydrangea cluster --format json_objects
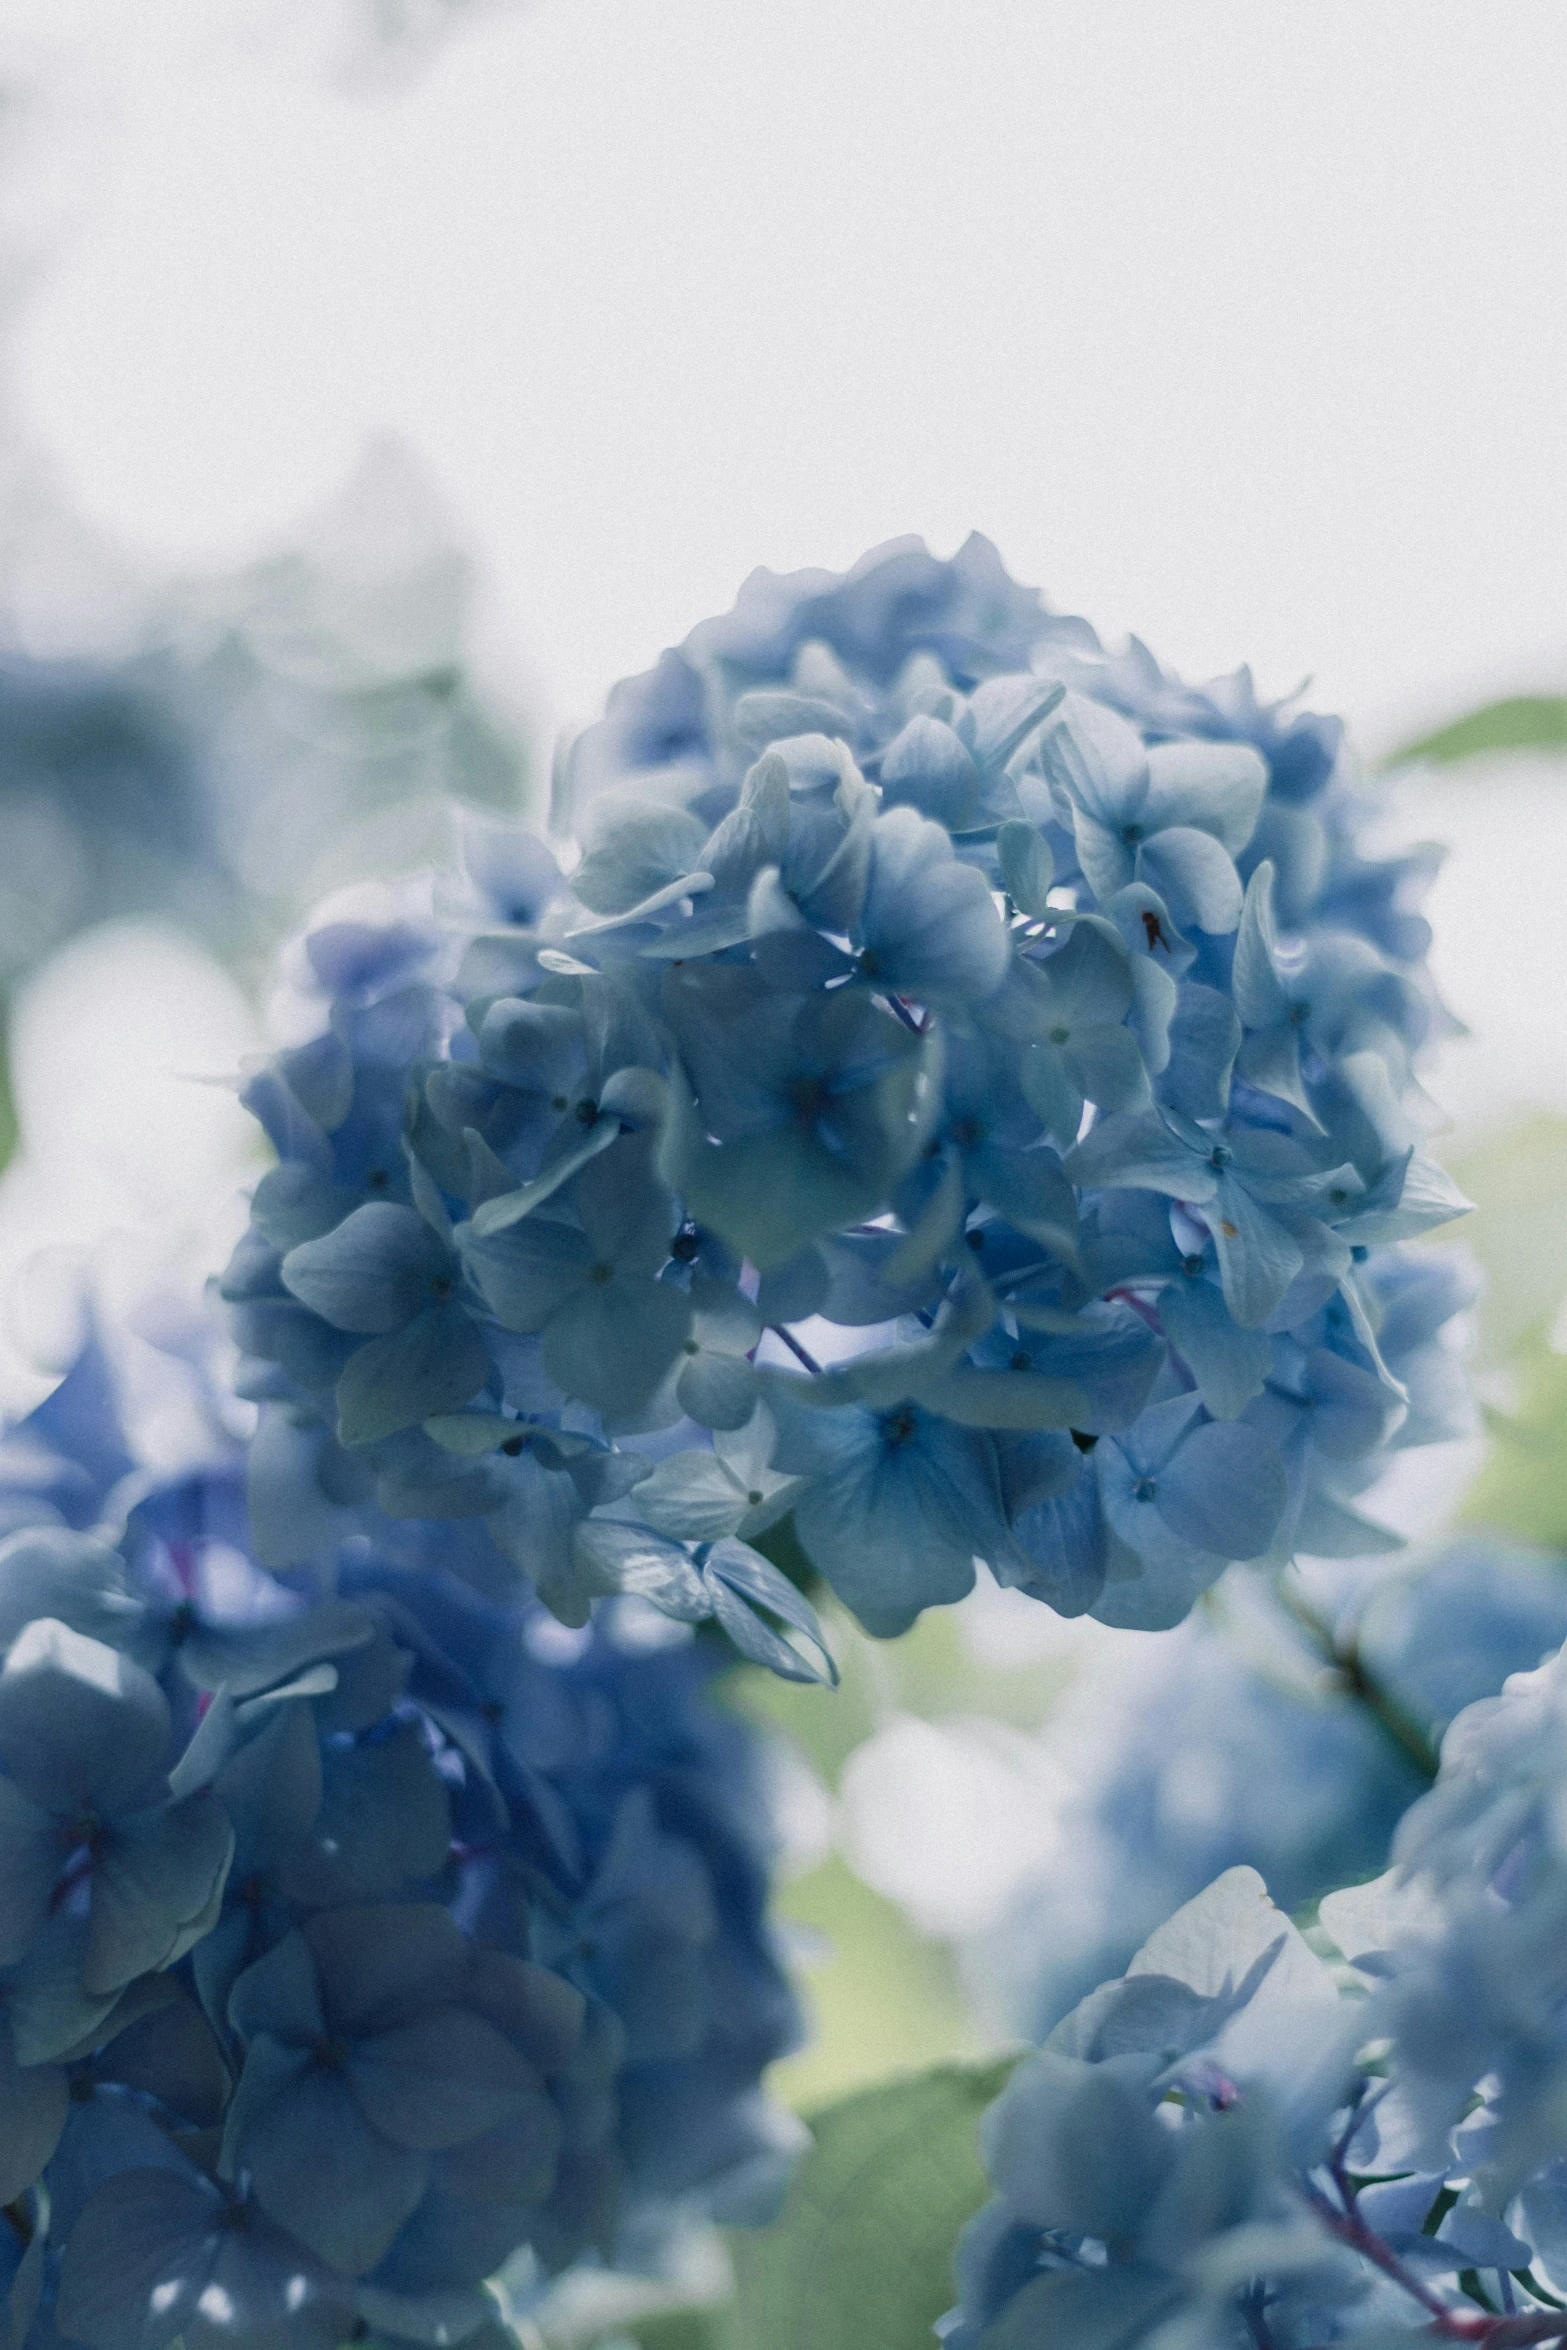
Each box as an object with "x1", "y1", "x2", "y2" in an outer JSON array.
[
  {"x1": 0, "y1": 1301, "x2": 803, "y2": 2350},
  {"x1": 965, "y1": 1528, "x2": 1567, "y2": 2042},
  {"x1": 0, "y1": 445, "x2": 522, "y2": 1013},
  {"x1": 947, "y1": 1626, "x2": 1567, "y2": 2348},
  {"x1": 224, "y1": 533, "x2": 1470, "y2": 1667}
]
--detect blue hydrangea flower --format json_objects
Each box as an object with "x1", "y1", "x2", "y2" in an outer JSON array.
[
  {"x1": 0, "y1": 1307, "x2": 806, "y2": 2348},
  {"x1": 948, "y1": 1595, "x2": 1567, "y2": 2348},
  {"x1": 221, "y1": 535, "x2": 1470, "y2": 1656},
  {"x1": 971, "y1": 1537, "x2": 1567, "y2": 2047},
  {"x1": 0, "y1": 1616, "x2": 233, "y2": 2010},
  {"x1": 946, "y1": 1870, "x2": 1368, "y2": 2350}
]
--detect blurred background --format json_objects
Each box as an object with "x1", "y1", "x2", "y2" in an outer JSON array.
[{"x1": 0, "y1": 0, "x2": 1565, "y2": 2183}]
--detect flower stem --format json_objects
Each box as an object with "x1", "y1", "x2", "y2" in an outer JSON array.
[{"x1": 770, "y1": 1324, "x2": 823, "y2": 1374}]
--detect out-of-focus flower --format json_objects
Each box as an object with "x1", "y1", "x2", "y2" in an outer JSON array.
[
  {"x1": 0, "y1": 1292, "x2": 805, "y2": 2348},
  {"x1": 0, "y1": 442, "x2": 525, "y2": 1031}
]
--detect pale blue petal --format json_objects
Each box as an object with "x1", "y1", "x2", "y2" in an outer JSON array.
[
  {"x1": 785, "y1": 1405, "x2": 1005, "y2": 1637},
  {"x1": 0, "y1": 1527, "x2": 141, "y2": 1657},
  {"x1": 1153, "y1": 1419, "x2": 1287, "y2": 1560},
  {"x1": 677, "y1": 1349, "x2": 757, "y2": 1430},
  {"x1": 242, "y1": 2063, "x2": 429, "y2": 2275},
  {"x1": 460, "y1": 1216, "x2": 593, "y2": 1330},
  {"x1": 625, "y1": 1452, "x2": 748, "y2": 1542},
  {"x1": 1032, "y1": 923, "x2": 1134, "y2": 1027},
  {"x1": 85, "y1": 1791, "x2": 234, "y2": 1994},
  {"x1": 0, "y1": 2021, "x2": 67, "y2": 2203},
  {"x1": 1157, "y1": 1278, "x2": 1273, "y2": 1419},
  {"x1": 1142, "y1": 739, "x2": 1267, "y2": 854},
  {"x1": 1136, "y1": 825, "x2": 1243, "y2": 934},
  {"x1": 1207, "y1": 1178, "x2": 1304, "y2": 1330},
  {"x1": 879, "y1": 714, "x2": 983, "y2": 828},
  {"x1": 569, "y1": 1519, "x2": 711, "y2": 1621},
  {"x1": 1065, "y1": 1111, "x2": 1213, "y2": 1202},
  {"x1": 574, "y1": 1129, "x2": 678, "y2": 1274},
  {"x1": 703, "y1": 1538, "x2": 837, "y2": 1684},
  {"x1": 997, "y1": 820, "x2": 1054, "y2": 918},
  {"x1": 570, "y1": 802, "x2": 707, "y2": 916},
  {"x1": 1041, "y1": 694, "x2": 1148, "y2": 829},
  {"x1": 1072, "y1": 810, "x2": 1137, "y2": 905},
  {"x1": 542, "y1": 1280, "x2": 692, "y2": 1419},
  {"x1": 1018, "y1": 1041, "x2": 1085, "y2": 1151},
  {"x1": 1157, "y1": 983, "x2": 1240, "y2": 1122},
  {"x1": 335, "y1": 1305, "x2": 492, "y2": 1446},
  {"x1": 1231, "y1": 860, "x2": 1290, "y2": 1029},
  {"x1": 349, "y1": 2009, "x2": 542, "y2": 2150},
  {"x1": 281, "y1": 1204, "x2": 449, "y2": 1336},
  {"x1": 0, "y1": 1617, "x2": 170, "y2": 1813}
]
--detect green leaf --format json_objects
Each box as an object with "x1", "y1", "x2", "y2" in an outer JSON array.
[
  {"x1": 1440, "y1": 1114, "x2": 1567, "y2": 1369},
  {"x1": 620, "y1": 2313, "x2": 728, "y2": 2350},
  {"x1": 724, "y1": 2058, "x2": 1018, "y2": 2350},
  {"x1": 1387, "y1": 694, "x2": 1567, "y2": 768},
  {"x1": 1460, "y1": 1331, "x2": 1567, "y2": 1552}
]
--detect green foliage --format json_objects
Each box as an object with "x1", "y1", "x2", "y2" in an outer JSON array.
[
  {"x1": 766, "y1": 1857, "x2": 975, "y2": 2111},
  {"x1": 623, "y1": 2316, "x2": 726, "y2": 2350},
  {"x1": 1432, "y1": 1114, "x2": 1567, "y2": 1550},
  {"x1": 720, "y1": 1593, "x2": 1075, "y2": 2108},
  {"x1": 1388, "y1": 693, "x2": 1567, "y2": 768},
  {"x1": 724, "y1": 2059, "x2": 1019, "y2": 2350},
  {"x1": 1442, "y1": 1114, "x2": 1567, "y2": 1368},
  {"x1": 1462, "y1": 1332, "x2": 1567, "y2": 1551}
]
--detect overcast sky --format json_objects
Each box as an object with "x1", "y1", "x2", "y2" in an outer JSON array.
[
  {"x1": 0, "y1": 2, "x2": 1564, "y2": 1418},
  {"x1": 7, "y1": 0, "x2": 1567, "y2": 755}
]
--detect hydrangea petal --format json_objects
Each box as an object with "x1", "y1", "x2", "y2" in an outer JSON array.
[
  {"x1": 281, "y1": 1204, "x2": 450, "y2": 1336},
  {"x1": 85, "y1": 1792, "x2": 235, "y2": 1995},
  {"x1": 541, "y1": 1281, "x2": 693, "y2": 1420},
  {"x1": 0, "y1": 2021, "x2": 68, "y2": 2203},
  {"x1": 242, "y1": 2062, "x2": 429, "y2": 2275},
  {"x1": 0, "y1": 1779, "x2": 58, "y2": 1964},
  {"x1": 1157, "y1": 1279, "x2": 1273, "y2": 1420},
  {"x1": 335, "y1": 1305, "x2": 492, "y2": 1446},
  {"x1": 349, "y1": 2009, "x2": 543, "y2": 2151},
  {"x1": 0, "y1": 1618, "x2": 170, "y2": 1813},
  {"x1": 1151, "y1": 1420, "x2": 1288, "y2": 1561}
]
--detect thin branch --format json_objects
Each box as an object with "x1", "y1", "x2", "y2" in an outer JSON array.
[
  {"x1": 1273, "y1": 1578, "x2": 1441, "y2": 1780},
  {"x1": 1304, "y1": 2184, "x2": 1457, "y2": 2326},
  {"x1": 769, "y1": 1324, "x2": 823, "y2": 1374}
]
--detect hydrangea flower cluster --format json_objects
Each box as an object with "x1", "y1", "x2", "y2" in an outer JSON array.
[
  {"x1": 948, "y1": 1630, "x2": 1567, "y2": 2348},
  {"x1": 0, "y1": 1310, "x2": 803, "y2": 2350},
  {"x1": 972, "y1": 1528, "x2": 1567, "y2": 2042},
  {"x1": 223, "y1": 535, "x2": 1470, "y2": 1665}
]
